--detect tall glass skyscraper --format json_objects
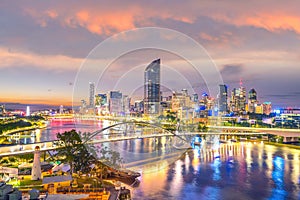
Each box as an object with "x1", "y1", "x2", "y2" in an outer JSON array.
[
  {"x1": 248, "y1": 88, "x2": 257, "y2": 101},
  {"x1": 218, "y1": 84, "x2": 228, "y2": 113},
  {"x1": 248, "y1": 88, "x2": 258, "y2": 113},
  {"x1": 144, "y1": 59, "x2": 160, "y2": 115},
  {"x1": 230, "y1": 86, "x2": 246, "y2": 114}
]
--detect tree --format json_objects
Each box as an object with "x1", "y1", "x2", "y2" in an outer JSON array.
[
  {"x1": 98, "y1": 146, "x2": 123, "y2": 169},
  {"x1": 166, "y1": 110, "x2": 177, "y2": 123},
  {"x1": 198, "y1": 122, "x2": 208, "y2": 132},
  {"x1": 54, "y1": 129, "x2": 96, "y2": 174}
]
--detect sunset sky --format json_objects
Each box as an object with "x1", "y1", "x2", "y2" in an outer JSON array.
[{"x1": 1, "y1": 1, "x2": 300, "y2": 107}]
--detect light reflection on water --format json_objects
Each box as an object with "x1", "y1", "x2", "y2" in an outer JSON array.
[
  {"x1": 132, "y1": 142, "x2": 300, "y2": 200},
  {"x1": 17, "y1": 120, "x2": 300, "y2": 199}
]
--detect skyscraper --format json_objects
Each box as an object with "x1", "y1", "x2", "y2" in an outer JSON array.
[
  {"x1": 230, "y1": 86, "x2": 246, "y2": 114},
  {"x1": 89, "y1": 82, "x2": 95, "y2": 108},
  {"x1": 263, "y1": 102, "x2": 272, "y2": 115},
  {"x1": 239, "y1": 86, "x2": 246, "y2": 112},
  {"x1": 108, "y1": 91, "x2": 122, "y2": 115},
  {"x1": 218, "y1": 84, "x2": 228, "y2": 113},
  {"x1": 122, "y1": 95, "x2": 131, "y2": 115},
  {"x1": 248, "y1": 88, "x2": 257, "y2": 113},
  {"x1": 144, "y1": 59, "x2": 160, "y2": 115},
  {"x1": 249, "y1": 88, "x2": 257, "y2": 101},
  {"x1": 230, "y1": 88, "x2": 240, "y2": 113}
]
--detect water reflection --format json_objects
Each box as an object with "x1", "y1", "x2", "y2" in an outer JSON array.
[
  {"x1": 10, "y1": 120, "x2": 300, "y2": 199},
  {"x1": 268, "y1": 156, "x2": 287, "y2": 200},
  {"x1": 133, "y1": 142, "x2": 300, "y2": 200}
]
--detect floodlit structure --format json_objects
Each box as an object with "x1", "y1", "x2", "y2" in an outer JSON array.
[{"x1": 31, "y1": 146, "x2": 42, "y2": 180}]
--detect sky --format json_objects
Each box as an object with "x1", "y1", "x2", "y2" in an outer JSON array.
[{"x1": 0, "y1": 0, "x2": 300, "y2": 108}]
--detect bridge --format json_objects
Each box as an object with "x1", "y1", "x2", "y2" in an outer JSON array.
[
  {"x1": 208, "y1": 125, "x2": 300, "y2": 143},
  {"x1": 0, "y1": 131, "x2": 264, "y2": 157},
  {"x1": 1, "y1": 121, "x2": 299, "y2": 157}
]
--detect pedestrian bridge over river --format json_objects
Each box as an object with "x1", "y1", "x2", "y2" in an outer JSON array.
[{"x1": 1, "y1": 121, "x2": 299, "y2": 157}]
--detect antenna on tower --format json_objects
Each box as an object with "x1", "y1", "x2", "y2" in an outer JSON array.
[{"x1": 240, "y1": 78, "x2": 243, "y2": 87}]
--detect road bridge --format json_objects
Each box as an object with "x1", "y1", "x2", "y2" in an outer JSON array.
[{"x1": 208, "y1": 125, "x2": 300, "y2": 143}]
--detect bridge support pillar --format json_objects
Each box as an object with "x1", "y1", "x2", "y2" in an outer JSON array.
[
  {"x1": 292, "y1": 137, "x2": 299, "y2": 142},
  {"x1": 283, "y1": 137, "x2": 300, "y2": 143}
]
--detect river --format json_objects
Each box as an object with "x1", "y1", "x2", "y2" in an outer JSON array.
[{"x1": 16, "y1": 120, "x2": 300, "y2": 199}]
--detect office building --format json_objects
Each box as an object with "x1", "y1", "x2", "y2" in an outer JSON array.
[
  {"x1": 218, "y1": 84, "x2": 228, "y2": 113},
  {"x1": 134, "y1": 100, "x2": 144, "y2": 113},
  {"x1": 255, "y1": 104, "x2": 263, "y2": 114},
  {"x1": 263, "y1": 102, "x2": 272, "y2": 115},
  {"x1": 122, "y1": 95, "x2": 131, "y2": 115},
  {"x1": 239, "y1": 86, "x2": 246, "y2": 112},
  {"x1": 248, "y1": 88, "x2": 258, "y2": 113},
  {"x1": 89, "y1": 82, "x2": 95, "y2": 108},
  {"x1": 144, "y1": 59, "x2": 160, "y2": 115},
  {"x1": 108, "y1": 91, "x2": 123, "y2": 115},
  {"x1": 230, "y1": 86, "x2": 246, "y2": 114}
]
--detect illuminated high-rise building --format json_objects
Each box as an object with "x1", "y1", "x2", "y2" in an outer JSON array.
[
  {"x1": 108, "y1": 91, "x2": 122, "y2": 115},
  {"x1": 89, "y1": 82, "x2": 95, "y2": 108},
  {"x1": 248, "y1": 88, "x2": 258, "y2": 113},
  {"x1": 255, "y1": 103, "x2": 263, "y2": 114},
  {"x1": 249, "y1": 88, "x2": 257, "y2": 101},
  {"x1": 144, "y1": 59, "x2": 160, "y2": 115},
  {"x1": 239, "y1": 86, "x2": 246, "y2": 112},
  {"x1": 230, "y1": 88, "x2": 240, "y2": 113},
  {"x1": 263, "y1": 102, "x2": 272, "y2": 115},
  {"x1": 122, "y1": 95, "x2": 131, "y2": 115},
  {"x1": 171, "y1": 90, "x2": 191, "y2": 112},
  {"x1": 230, "y1": 84, "x2": 246, "y2": 114},
  {"x1": 134, "y1": 100, "x2": 144, "y2": 113},
  {"x1": 218, "y1": 84, "x2": 228, "y2": 113}
]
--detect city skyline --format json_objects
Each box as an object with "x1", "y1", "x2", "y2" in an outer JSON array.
[{"x1": 1, "y1": 1, "x2": 300, "y2": 107}]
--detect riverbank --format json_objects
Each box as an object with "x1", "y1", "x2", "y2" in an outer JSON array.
[{"x1": 2, "y1": 124, "x2": 47, "y2": 136}]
